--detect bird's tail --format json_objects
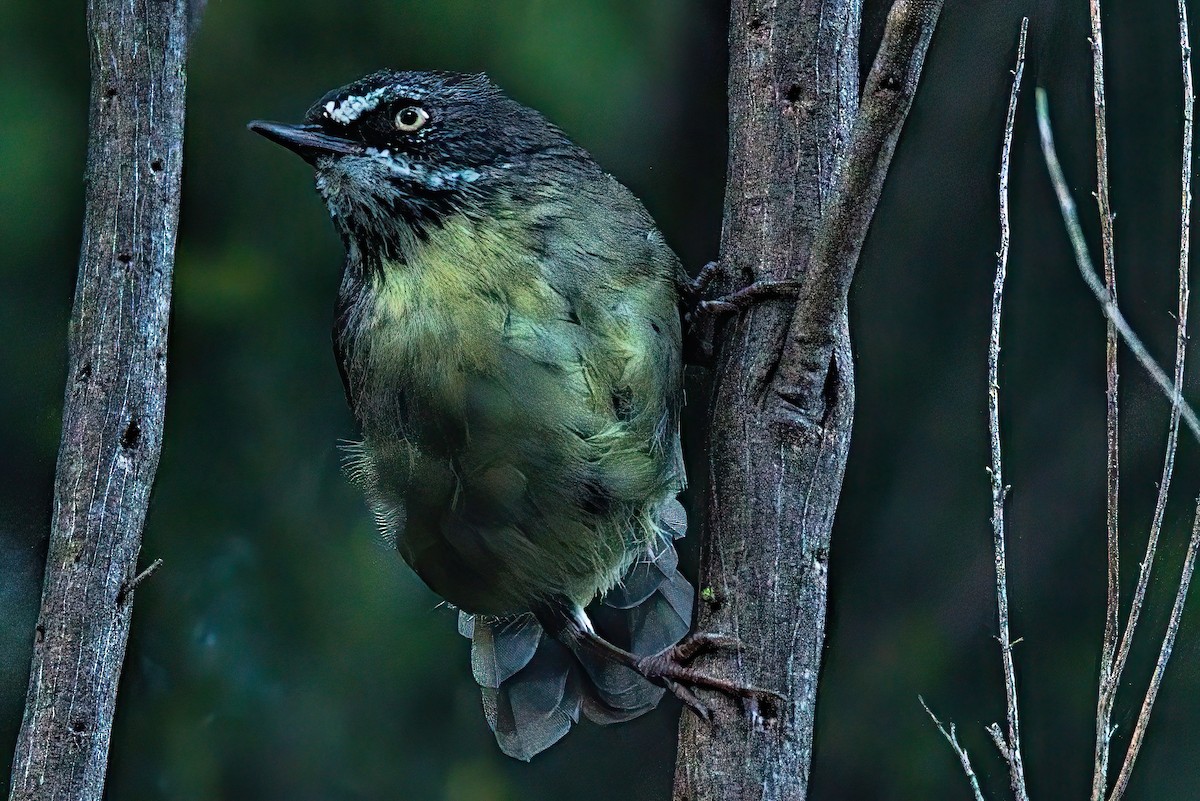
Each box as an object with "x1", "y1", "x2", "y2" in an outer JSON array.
[{"x1": 457, "y1": 499, "x2": 692, "y2": 761}]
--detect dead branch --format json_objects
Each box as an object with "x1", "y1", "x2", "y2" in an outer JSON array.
[
  {"x1": 7, "y1": 3, "x2": 193, "y2": 800},
  {"x1": 1109, "y1": 501, "x2": 1200, "y2": 801},
  {"x1": 920, "y1": 697, "x2": 986, "y2": 801},
  {"x1": 1039, "y1": 60, "x2": 1200, "y2": 801},
  {"x1": 986, "y1": 18, "x2": 1030, "y2": 801},
  {"x1": 1107, "y1": 3, "x2": 1195, "y2": 799},
  {"x1": 1086, "y1": 4, "x2": 1123, "y2": 796}
]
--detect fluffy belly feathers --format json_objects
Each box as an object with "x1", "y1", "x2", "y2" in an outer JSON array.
[{"x1": 342, "y1": 247, "x2": 673, "y2": 615}]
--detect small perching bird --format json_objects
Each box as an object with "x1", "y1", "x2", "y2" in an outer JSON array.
[{"x1": 250, "y1": 70, "x2": 773, "y2": 760}]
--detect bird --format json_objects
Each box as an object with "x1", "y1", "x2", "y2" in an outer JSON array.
[{"x1": 249, "y1": 70, "x2": 771, "y2": 761}]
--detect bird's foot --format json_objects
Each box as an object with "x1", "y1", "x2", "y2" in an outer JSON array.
[
  {"x1": 680, "y1": 260, "x2": 803, "y2": 319},
  {"x1": 680, "y1": 263, "x2": 802, "y2": 365},
  {"x1": 633, "y1": 632, "x2": 784, "y2": 723},
  {"x1": 565, "y1": 621, "x2": 784, "y2": 725},
  {"x1": 691, "y1": 280, "x2": 804, "y2": 320},
  {"x1": 679, "y1": 260, "x2": 726, "y2": 303}
]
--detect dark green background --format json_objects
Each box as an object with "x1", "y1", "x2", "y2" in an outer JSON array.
[{"x1": 5, "y1": 1, "x2": 1200, "y2": 799}]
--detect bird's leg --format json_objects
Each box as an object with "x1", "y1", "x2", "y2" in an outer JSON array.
[{"x1": 565, "y1": 622, "x2": 783, "y2": 722}]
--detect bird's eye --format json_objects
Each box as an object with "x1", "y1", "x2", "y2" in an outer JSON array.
[{"x1": 394, "y1": 106, "x2": 430, "y2": 132}]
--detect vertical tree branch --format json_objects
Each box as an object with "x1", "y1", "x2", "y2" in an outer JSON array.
[
  {"x1": 7, "y1": 2, "x2": 191, "y2": 800},
  {"x1": 776, "y1": 0, "x2": 945, "y2": 408},
  {"x1": 1040, "y1": 81, "x2": 1200, "y2": 801},
  {"x1": 673, "y1": 2, "x2": 941, "y2": 799},
  {"x1": 1107, "y1": 6, "x2": 1195, "y2": 799},
  {"x1": 1088, "y1": 1, "x2": 1123, "y2": 795},
  {"x1": 1106, "y1": 0, "x2": 1193, "y2": 779},
  {"x1": 673, "y1": 2, "x2": 861, "y2": 791},
  {"x1": 987, "y1": 19, "x2": 1031, "y2": 801}
]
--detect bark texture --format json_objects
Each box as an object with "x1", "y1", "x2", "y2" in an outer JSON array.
[
  {"x1": 674, "y1": 2, "x2": 941, "y2": 799},
  {"x1": 7, "y1": 2, "x2": 190, "y2": 799}
]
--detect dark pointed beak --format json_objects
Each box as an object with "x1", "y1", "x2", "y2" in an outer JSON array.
[{"x1": 247, "y1": 121, "x2": 365, "y2": 163}]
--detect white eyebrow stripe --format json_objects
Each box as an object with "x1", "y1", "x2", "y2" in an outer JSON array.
[{"x1": 323, "y1": 87, "x2": 389, "y2": 125}]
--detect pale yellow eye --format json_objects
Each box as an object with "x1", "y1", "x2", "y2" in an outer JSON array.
[{"x1": 394, "y1": 106, "x2": 429, "y2": 132}]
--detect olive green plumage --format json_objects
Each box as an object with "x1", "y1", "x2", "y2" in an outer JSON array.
[
  {"x1": 341, "y1": 173, "x2": 684, "y2": 616},
  {"x1": 250, "y1": 70, "x2": 691, "y2": 760}
]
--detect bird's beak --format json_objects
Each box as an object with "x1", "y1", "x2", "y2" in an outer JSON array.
[{"x1": 247, "y1": 121, "x2": 365, "y2": 164}]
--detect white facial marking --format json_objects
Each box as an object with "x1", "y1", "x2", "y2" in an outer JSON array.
[
  {"x1": 359, "y1": 148, "x2": 482, "y2": 187},
  {"x1": 324, "y1": 87, "x2": 389, "y2": 125}
]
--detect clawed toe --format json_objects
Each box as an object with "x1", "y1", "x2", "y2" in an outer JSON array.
[
  {"x1": 672, "y1": 631, "x2": 742, "y2": 662},
  {"x1": 700, "y1": 280, "x2": 803, "y2": 317},
  {"x1": 666, "y1": 679, "x2": 713, "y2": 722},
  {"x1": 635, "y1": 634, "x2": 783, "y2": 722},
  {"x1": 680, "y1": 260, "x2": 726, "y2": 302},
  {"x1": 683, "y1": 276, "x2": 804, "y2": 327},
  {"x1": 566, "y1": 620, "x2": 783, "y2": 724}
]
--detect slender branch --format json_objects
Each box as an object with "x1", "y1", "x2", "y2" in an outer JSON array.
[
  {"x1": 7, "y1": 2, "x2": 193, "y2": 800},
  {"x1": 1107, "y1": 6, "x2": 1196, "y2": 800},
  {"x1": 1109, "y1": 501, "x2": 1200, "y2": 801},
  {"x1": 920, "y1": 697, "x2": 987, "y2": 801},
  {"x1": 1040, "y1": 81, "x2": 1200, "y2": 801},
  {"x1": 986, "y1": 722, "x2": 1009, "y2": 760},
  {"x1": 1036, "y1": 90, "x2": 1200, "y2": 441},
  {"x1": 773, "y1": 0, "x2": 944, "y2": 409},
  {"x1": 1084, "y1": 3, "x2": 1124, "y2": 798},
  {"x1": 1107, "y1": 0, "x2": 1194, "y2": 784},
  {"x1": 987, "y1": 19, "x2": 1030, "y2": 801},
  {"x1": 115, "y1": 558, "x2": 163, "y2": 605}
]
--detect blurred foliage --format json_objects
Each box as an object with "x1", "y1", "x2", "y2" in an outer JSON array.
[{"x1": 4, "y1": 1, "x2": 1200, "y2": 799}]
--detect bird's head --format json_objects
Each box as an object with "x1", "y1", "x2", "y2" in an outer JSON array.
[{"x1": 249, "y1": 70, "x2": 583, "y2": 260}]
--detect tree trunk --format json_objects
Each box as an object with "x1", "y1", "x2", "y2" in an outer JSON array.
[
  {"x1": 674, "y1": 2, "x2": 942, "y2": 799},
  {"x1": 7, "y1": 2, "x2": 191, "y2": 799}
]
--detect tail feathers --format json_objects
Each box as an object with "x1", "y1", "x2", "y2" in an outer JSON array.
[
  {"x1": 620, "y1": 562, "x2": 692, "y2": 655},
  {"x1": 567, "y1": 644, "x2": 664, "y2": 723},
  {"x1": 462, "y1": 613, "x2": 542, "y2": 688},
  {"x1": 458, "y1": 527, "x2": 694, "y2": 760},
  {"x1": 479, "y1": 637, "x2": 581, "y2": 761}
]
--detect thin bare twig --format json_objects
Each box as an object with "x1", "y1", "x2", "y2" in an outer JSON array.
[
  {"x1": 116, "y1": 558, "x2": 163, "y2": 605},
  {"x1": 1109, "y1": 501, "x2": 1200, "y2": 801},
  {"x1": 1040, "y1": 83, "x2": 1200, "y2": 801},
  {"x1": 1107, "y1": 5, "x2": 1195, "y2": 799},
  {"x1": 920, "y1": 697, "x2": 987, "y2": 801},
  {"x1": 1085, "y1": 4, "x2": 1124, "y2": 798},
  {"x1": 987, "y1": 18, "x2": 1031, "y2": 801},
  {"x1": 1106, "y1": 3, "x2": 1194, "y2": 797},
  {"x1": 1035, "y1": 90, "x2": 1200, "y2": 441}
]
